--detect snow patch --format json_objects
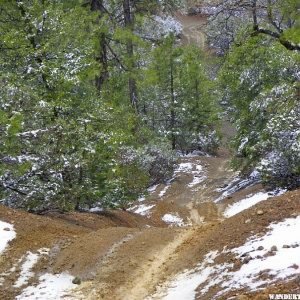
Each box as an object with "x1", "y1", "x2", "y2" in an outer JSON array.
[
  {"x1": 224, "y1": 189, "x2": 286, "y2": 217},
  {"x1": 14, "y1": 248, "x2": 50, "y2": 288},
  {"x1": 152, "y1": 216, "x2": 300, "y2": 299},
  {"x1": 215, "y1": 174, "x2": 260, "y2": 203},
  {"x1": 89, "y1": 207, "x2": 103, "y2": 213},
  {"x1": 162, "y1": 214, "x2": 185, "y2": 227},
  {"x1": 131, "y1": 204, "x2": 155, "y2": 216},
  {"x1": 148, "y1": 184, "x2": 159, "y2": 193},
  {"x1": 175, "y1": 161, "x2": 206, "y2": 189},
  {"x1": 159, "y1": 185, "x2": 170, "y2": 198},
  {"x1": 175, "y1": 162, "x2": 194, "y2": 173},
  {"x1": 149, "y1": 251, "x2": 219, "y2": 300},
  {"x1": 154, "y1": 16, "x2": 182, "y2": 36},
  {"x1": 16, "y1": 273, "x2": 77, "y2": 300},
  {"x1": 0, "y1": 221, "x2": 16, "y2": 254}
]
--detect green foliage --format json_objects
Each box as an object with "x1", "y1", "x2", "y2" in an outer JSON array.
[
  {"x1": 0, "y1": 0, "x2": 219, "y2": 212},
  {"x1": 140, "y1": 36, "x2": 220, "y2": 153},
  {"x1": 219, "y1": 33, "x2": 300, "y2": 187}
]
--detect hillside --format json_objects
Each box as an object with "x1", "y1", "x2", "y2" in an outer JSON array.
[{"x1": 1, "y1": 150, "x2": 299, "y2": 299}]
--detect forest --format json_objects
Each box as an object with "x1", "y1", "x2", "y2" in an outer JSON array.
[{"x1": 0, "y1": 0, "x2": 299, "y2": 213}]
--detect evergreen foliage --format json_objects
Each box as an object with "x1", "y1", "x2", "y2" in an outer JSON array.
[
  {"x1": 217, "y1": 22, "x2": 300, "y2": 188},
  {"x1": 0, "y1": 0, "x2": 219, "y2": 211}
]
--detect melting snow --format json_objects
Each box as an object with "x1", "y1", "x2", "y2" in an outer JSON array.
[
  {"x1": 89, "y1": 207, "x2": 103, "y2": 213},
  {"x1": 226, "y1": 216, "x2": 300, "y2": 289},
  {"x1": 14, "y1": 248, "x2": 50, "y2": 288},
  {"x1": 162, "y1": 214, "x2": 185, "y2": 227},
  {"x1": 149, "y1": 251, "x2": 219, "y2": 300},
  {"x1": 176, "y1": 162, "x2": 194, "y2": 173},
  {"x1": 131, "y1": 204, "x2": 155, "y2": 216},
  {"x1": 159, "y1": 185, "x2": 170, "y2": 197},
  {"x1": 215, "y1": 173, "x2": 260, "y2": 203},
  {"x1": 148, "y1": 184, "x2": 159, "y2": 193},
  {"x1": 0, "y1": 221, "x2": 16, "y2": 254},
  {"x1": 16, "y1": 273, "x2": 77, "y2": 300},
  {"x1": 188, "y1": 174, "x2": 206, "y2": 188},
  {"x1": 152, "y1": 216, "x2": 300, "y2": 299},
  {"x1": 175, "y1": 161, "x2": 206, "y2": 189},
  {"x1": 224, "y1": 192, "x2": 270, "y2": 217},
  {"x1": 224, "y1": 189, "x2": 286, "y2": 217}
]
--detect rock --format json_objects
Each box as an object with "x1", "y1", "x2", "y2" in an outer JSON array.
[
  {"x1": 270, "y1": 245, "x2": 278, "y2": 252},
  {"x1": 256, "y1": 210, "x2": 264, "y2": 216},
  {"x1": 243, "y1": 256, "x2": 252, "y2": 264},
  {"x1": 257, "y1": 246, "x2": 264, "y2": 251},
  {"x1": 3, "y1": 227, "x2": 11, "y2": 231},
  {"x1": 291, "y1": 243, "x2": 299, "y2": 248},
  {"x1": 263, "y1": 250, "x2": 276, "y2": 258},
  {"x1": 72, "y1": 277, "x2": 81, "y2": 285},
  {"x1": 289, "y1": 264, "x2": 299, "y2": 269},
  {"x1": 233, "y1": 260, "x2": 242, "y2": 270},
  {"x1": 244, "y1": 219, "x2": 251, "y2": 224}
]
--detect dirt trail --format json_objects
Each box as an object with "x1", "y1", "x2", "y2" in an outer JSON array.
[
  {"x1": 71, "y1": 126, "x2": 240, "y2": 299},
  {"x1": 175, "y1": 12, "x2": 207, "y2": 48}
]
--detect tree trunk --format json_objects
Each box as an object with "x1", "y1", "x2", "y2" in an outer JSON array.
[
  {"x1": 91, "y1": 0, "x2": 109, "y2": 91},
  {"x1": 123, "y1": 0, "x2": 138, "y2": 112},
  {"x1": 170, "y1": 58, "x2": 176, "y2": 150}
]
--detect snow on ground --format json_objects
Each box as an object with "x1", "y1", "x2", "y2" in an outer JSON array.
[
  {"x1": 188, "y1": 164, "x2": 206, "y2": 188},
  {"x1": 148, "y1": 184, "x2": 159, "y2": 193},
  {"x1": 151, "y1": 216, "x2": 300, "y2": 299},
  {"x1": 137, "y1": 184, "x2": 159, "y2": 203},
  {"x1": 215, "y1": 171, "x2": 260, "y2": 203},
  {"x1": 132, "y1": 160, "x2": 206, "y2": 215},
  {"x1": 149, "y1": 251, "x2": 219, "y2": 300},
  {"x1": 0, "y1": 257, "x2": 23, "y2": 286},
  {"x1": 227, "y1": 216, "x2": 300, "y2": 289},
  {"x1": 16, "y1": 273, "x2": 77, "y2": 300},
  {"x1": 175, "y1": 162, "x2": 194, "y2": 173},
  {"x1": 0, "y1": 220, "x2": 16, "y2": 254},
  {"x1": 162, "y1": 214, "x2": 185, "y2": 227},
  {"x1": 14, "y1": 248, "x2": 50, "y2": 288},
  {"x1": 130, "y1": 204, "x2": 155, "y2": 216},
  {"x1": 224, "y1": 189, "x2": 286, "y2": 218},
  {"x1": 159, "y1": 185, "x2": 170, "y2": 198},
  {"x1": 89, "y1": 207, "x2": 103, "y2": 213},
  {"x1": 178, "y1": 151, "x2": 210, "y2": 158},
  {"x1": 175, "y1": 161, "x2": 206, "y2": 189},
  {"x1": 154, "y1": 15, "x2": 182, "y2": 36}
]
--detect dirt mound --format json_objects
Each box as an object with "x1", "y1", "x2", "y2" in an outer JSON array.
[
  {"x1": 46, "y1": 209, "x2": 164, "y2": 230},
  {"x1": 0, "y1": 205, "x2": 164, "y2": 299}
]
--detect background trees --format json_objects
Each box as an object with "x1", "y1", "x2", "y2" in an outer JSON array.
[
  {"x1": 211, "y1": 0, "x2": 300, "y2": 188},
  {"x1": 140, "y1": 37, "x2": 219, "y2": 153},
  {"x1": 206, "y1": 0, "x2": 300, "y2": 55},
  {"x1": 0, "y1": 0, "x2": 219, "y2": 211}
]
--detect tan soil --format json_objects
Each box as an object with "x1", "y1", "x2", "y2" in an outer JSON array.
[{"x1": 1, "y1": 153, "x2": 299, "y2": 300}]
